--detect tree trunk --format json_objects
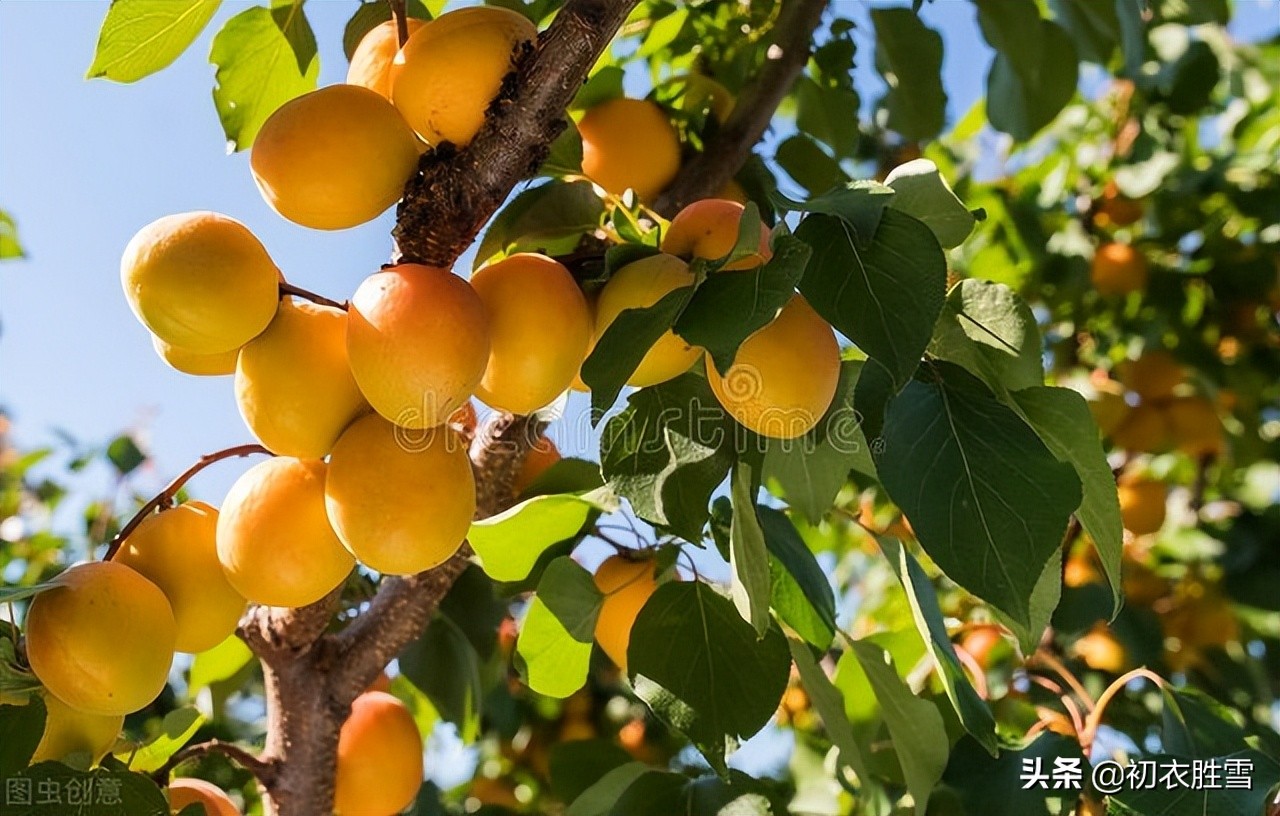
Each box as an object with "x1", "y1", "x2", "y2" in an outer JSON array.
[{"x1": 258, "y1": 656, "x2": 343, "y2": 816}]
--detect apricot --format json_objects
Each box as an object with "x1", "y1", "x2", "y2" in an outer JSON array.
[
  {"x1": 958, "y1": 624, "x2": 1007, "y2": 670},
  {"x1": 669, "y1": 73, "x2": 734, "y2": 122},
  {"x1": 579, "y1": 98, "x2": 681, "y2": 200},
  {"x1": 25, "y1": 561, "x2": 176, "y2": 716},
  {"x1": 513, "y1": 437, "x2": 561, "y2": 495},
  {"x1": 167, "y1": 778, "x2": 240, "y2": 816},
  {"x1": 334, "y1": 691, "x2": 423, "y2": 816},
  {"x1": 216, "y1": 457, "x2": 355, "y2": 608},
  {"x1": 1087, "y1": 380, "x2": 1130, "y2": 438},
  {"x1": 121, "y1": 212, "x2": 280, "y2": 354},
  {"x1": 662, "y1": 199, "x2": 771, "y2": 270},
  {"x1": 706, "y1": 294, "x2": 839, "y2": 439},
  {"x1": 593, "y1": 555, "x2": 658, "y2": 671},
  {"x1": 326, "y1": 414, "x2": 475, "y2": 575},
  {"x1": 236, "y1": 299, "x2": 368, "y2": 459},
  {"x1": 115, "y1": 501, "x2": 246, "y2": 654},
  {"x1": 471, "y1": 254, "x2": 590, "y2": 414},
  {"x1": 391, "y1": 6, "x2": 537, "y2": 146},
  {"x1": 1110, "y1": 402, "x2": 1170, "y2": 453},
  {"x1": 1073, "y1": 623, "x2": 1128, "y2": 673},
  {"x1": 347, "y1": 264, "x2": 490, "y2": 429},
  {"x1": 151, "y1": 336, "x2": 238, "y2": 377},
  {"x1": 1093, "y1": 181, "x2": 1143, "y2": 228},
  {"x1": 251, "y1": 84, "x2": 420, "y2": 230},
  {"x1": 30, "y1": 693, "x2": 123, "y2": 766},
  {"x1": 1090, "y1": 242, "x2": 1148, "y2": 296},
  {"x1": 1117, "y1": 475, "x2": 1167, "y2": 536},
  {"x1": 347, "y1": 19, "x2": 425, "y2": 100},
  {"x1": 594, "y1": 253, "x2": 701, "y2": 387},
  {"x1": 1119, "y1": 350, "x2": 1183, "y2": 400},
  {"x1": 1165, "y1": 395, "x2": 1225, "y2": 457}
]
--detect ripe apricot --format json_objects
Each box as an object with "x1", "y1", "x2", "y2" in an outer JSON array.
[
  {"x1": 326, "y1": 414, "x2": 475, "y2": 575},
  {"x1": 235, "y1": 299, "x2": 368, "y2": 459},
  {"x1": 1117, "y1": 475, "x2": 1167, "y2": 536},
  {"x1": 513, "y1": 437, "x2": 561, "y2": 495},
  {"x1": 30, "y1": 693, "x2": 123, "y2": 766},
  {"x1": 662, "y1": 199, "x2": 771, "y2": 270},
  {"x1": 347, "y1": 19, "x2": 425, "y2": 100},
  {"x1": 216, "y1": 457, "x2": 355, "y2": 608},
  {"x1": 958, "y1": 624, "x2": 1007, "y2": 670},
  {"x1": 1093, "y1": 181, "x2": 1143, "y2": 228},
  {"x1": 121, "y1": 212, "x2": 280, "y2": 354},
  {"x1": 594, "y1": 253, "x2": 701, "y2": 387},
  {"x1": 334, "y1": 691, "x2": 423, "y2": 816},
  {"x1": 167, "y1": 778, "x2": 240, "y2": 816},
  {"x1": 1119, "y1": 350, "x2": 1184, "y2": 400},
  {"x1": 1165, "y1": 395, "x2": 1225, "y2": 457},
  {"x1": 115, "y1": 501, "x2": 246, "y2": 654},
  {"x1": 1088, "y1": 380, "x2": 1130, "y2": 438},
  {"x1": 391, "y1": 6, "x2": 537, "y2": 146},
  {"x1": 1073, "y1": 623, "x2": 1128, "y2": 673},
  {"x1": 471, "y1": 254, "x2": 591, "y2": 414},
  {"x1": 593, "y1": 555, "x2": 658, "y2": 671},
  {"x1": 668, "y1": 73, "x2": 734, "y2": 122},
  {"x1": 347, "y1": 264, "x2": 490, "y2": 429},
  {"x1": 579, "y1": 98, "x2": 681, "y2": 200},
  {"x1": 251, "y1": 84, "x2": 420, "y2": 230},
  {"x1": 1110, "y1": 402, "x2": 1170, "y2": 453},
  {"x1": 25, "y1": 561, "x2": 176, "y2": 716},
  {"x1": 706, "y1": 294, "x2": 839, "y2": 439},
  {"x1": 151, "y1": 337, "x2": 238, "y2": 377},
  {"x1": 1090, "y1": 242, "x2": 1148, "y2": 296}
]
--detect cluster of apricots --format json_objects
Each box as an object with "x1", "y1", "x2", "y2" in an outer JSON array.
[{"x1": 1088, "y1": 184, "x2": 1148, "y2": 297}]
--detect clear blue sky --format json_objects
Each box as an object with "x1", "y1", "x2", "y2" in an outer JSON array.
[{"x1": 2, "y1": 0, "x2": 1277, "y2": 506}]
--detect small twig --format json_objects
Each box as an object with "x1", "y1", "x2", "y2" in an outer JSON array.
[
  {"x1": 279, "y1": 282, "x2": 347, "y2": 311},
  {"x1": 1028, "y1": 649, "x2": 1097, "y2": 713},
  {"x1": 388, "y1": 0, "x2": 410, "y2": 47},
  {"x1": 151, "y1": 739, "x2": 278, "y2": 786},
  {"x1": 1189, "y1": 452, "x2": 1214, "y2": 514},
  {"x1": 1079, "y1": 668, "x2": 1164, "y2": 753},
  {"x1": 950, "y1": 644, "x2": 990, "y2": 700},
  {"x1": 103, "y1": 444, "x2": 271, "y2": 561}
]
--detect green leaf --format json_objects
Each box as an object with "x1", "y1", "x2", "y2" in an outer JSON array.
[
  {"x1": 516, "y1": 457, "x2": 605, "y2": 500},
  {"x1": 1154, "y1": 39, "x2": 1220, "y2": 115},
  {"x1": 628, "y1": 583, "x2": 790, "y2": 771},
  {"x1": 475, "y1": 181, "x2": 603, "y2": 269},
  {"x1": 761, "y1": 509, "x2": 836, "y2": 649},
  {"x1": 0, "y1": 210, "x2": 26, "y2": 260},
  {"x1": 541, "y1": 119, "x2": 584, "y2": 177},
  {"x1": 941, "y1": 733, "x2": 1087, "y2": 816},
  {"x1": 469, "y1": 489, "x2": 615, "y2": 582},
  {"x1": 106, "y1": 435, "x2": 146, "y2": 476},
  {"x1": 870, "y1": 8, "x2": 947, "y2": 140},
  {"x1": 122, "y1": 707, "x2": 204, "y2": 773},
  {"x1": 1011, "y1": 387, "x2": 1123, "y2": 615},
  {"x1": 928, "y1": 279, "x2": 1044, "y2": 394},
  {"x1": 774, "y1": 135, "x2": 849, "y2": 197},
  {"x1": 0, "y1": 699, "x2": 45, "y2": 777},
  {"x1": 0, "y1": 578, "x2": 67, "y2": 605},
  {"x1": 516, "y1": 597, "x2": 593, "y2": 699},
  {"x1": 549, "y1": 740, "x2": 634, "y2": 804},
  {"x1": 846, "y1": 638, "x2": 949, "y2": 816},
  {"x1": 788, "y1": 639, "x2": 871, "y2": 785},
  {"x1": 537, "y1": 557, "x2": 604, "y2": 642},
  {"x1": 599, "y1": 373, "x2": 734, "y2": 541},
  {"x1": 728, "y1": 462, "x2": 772, "y2": 637},
  {"x1": 187, "y1": 635, "x2": 252, "y2": 698},
  {"x1": 439, "y1": 565, "x2": 507, "y2": 660},
  {"x1": 1110, "y1": 751, "x2": 1280, "y2": 816},
  {"x1": 876, "y1": 362, "x2": 1081, "y2": 629},
  {"x1": 609, "y1": 770, "x2": 779, "y2": 815},
  {"x1": 399, "y1": 614, "x2": 482, "y2": 742},
  {"x1": 999, "y1": 548, "x2": 1063, "y2": 655},
  {"x1": 795, "y1": 210, "x2": 947, "y2": 389},
  {"x1": 8, "y1": 762, "x2": 170, "y2": 815},
  {"x1": 209, "y1": 5, "x2": 319, "y2": 151},
  {"x1": 1049, "y1": 0, "x2": 1121, "y2": 65},
  {"x1": 87, "y1": 0, "x2": 221, "y2": 83},
  {"x1": 341, "y1": 0, "x2": 431, "y2": 59},
  {"x1": 879, "y1": 537, "x2": 997, "y2": 754},
  {"x1": 673, "y1": 235, "x2": 811, "y2": 373},
  {"x1": 975, "y1": 1, "x2": 1079, "y2": 140},
  {"x1": 572, "y1": 65, "x2": 626, "y2": 111},
  {"x1": 1161, "y1": 687, "x2": 1251, "y2": 759},
  {"x1": 566, "y1": 762, "x2": 650, "y2": 816},
  {"x1": 883, "y1": 159, "x2": 975, "y2": 249},
  {"x1": 774, "y1": 180, "x2": 895, "y2": 248},
  {"x1": 388, "y1": 674, "x2": 439, "y2": 739},
  {"x1": 795, "y1": 76, "x2": 860, "y2": 159}
]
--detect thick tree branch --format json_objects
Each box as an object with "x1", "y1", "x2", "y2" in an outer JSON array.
[
  {"x1": 394, "y1": 0, "x2": 643, "y2": 266},
  {"x1": 236, "y1": 586, "x2": 343, "y2": 666},
  {"x1": 653, "y1": 0, "x2": 829, "y2": 215}
]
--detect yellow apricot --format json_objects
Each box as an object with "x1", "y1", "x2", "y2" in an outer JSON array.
[
  {"x1": 1110, "y1": 402, "x2": 1170, "y2": 453},
  {"x1": 25, "y1": 561, "x2": 176, "y2": 716},
  {"x1": 334, "y1": 691, "x2": 423, "y2": 816},
  {"x1": 1117, "y1": 475, "x2": 1167, "y2": 536},
  {"x1": 1088, "y1": 380, "x2": 1130, "y2": 438},
  {"x1": 1119, "y1": 350, "x2": 1184, "y2": 400},
  {"x1": 235, "y1": 300, "x2": 368, "y2": 459},
  {"x1": 471, "y1": 254, "x2": 591, "y2": 414},
  {"x1": 391, "y1": 6, "x2": 537, "y2": 146},
  {"x1": 1073, "y1": 623, "x2": 1128, "y2": 673},
  {"x1": 1165, "y1": 395, "x2": 1225, "y2": 457},
  {"x1": 668, "y1": 73, "x2": 734, "y2": 122},
  {"x1": 662, "y1": 199, "x2": 771, "y2": 271},
  {"x1": 513, "y1": 437, "x2": 561, "y2": 496},
  {"x1": 593, "y1": 555, "x2": 658, "y2": 671},
  {"x1": 1091, "y1": 242, "x2": 1148, "y2": 296},
  {"x1": 151, "y1": 336, "x2": 238, "y2": 377},
  {"x1": 326, "y1": 414, "x2": 475, "y2": 576},
  {"x1": 579, "y1": 99, "x2": 681, "y2": 200},
  {"x1": 347, "y1": 264, "x2": 490, "y2": 429},
  {"x1": 115, "y1": 502, "x2": 246, "y2": 654},
  {"x1": 30, "y1": 693, "x2": 123, "y2": 766},
  {"x1": 251, "y1": 84, "x2": 420, "y2": 231},
  {"x1": 168, "y1": 778, "x2": 240, "y2": 816},
  {"x1": 706, "y1": 294, "x2": 840, "y2": 439},
  {"x1": 121, "y1": 212, "x2": 280, "y2": 354},
  {"x1": 594, "y1": 253, "x2": 701, "y2": 387},
  {"x1": 347, "y1": 19, "x2": 425, "y2": 100},
  {"x1": 216, "y1": 458, "x2": 355, "y2": 608}
]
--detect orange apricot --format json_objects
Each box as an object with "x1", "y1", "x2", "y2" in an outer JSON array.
[
  {"x1": 168, "y1": 778, "x2": 240, "y2": 816},
  {"x1": 1119, "y1": 350, "x2": 1184, "y2": 400},
  {"x1": 1117, "y1": 474, "x2": 1167, "y2": 536},
  {"x1": 334, "y1": 692, "x2": 424, "y2": 816},
  {"x1": 513, "y1": 437, "x2": 561, "y2": 495},
  {"x1": 662, "y1": 198, "x2": 771, "y2": 270},
  {"x1": 1091, "y1": 242, "x2": 1148, "y2": 296},
  {"x1": 579, "y1": 98, "x2": 681, "y2": 200},
  {"x1": 347, "y1": 19, "x2": 426, "y2": 100},
  {"x1": 594, "y1": 253, "x2": 701, "y2": 387},
  {"x1": 593, "y1": 556, "x2": 658, "y2": 671}
]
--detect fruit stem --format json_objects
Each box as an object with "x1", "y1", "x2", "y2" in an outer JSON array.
[
  {"x1": 279, "y1": 282, "x2": 347, "y2": 311},
  {"x1": 102, "y1": 444, "x2": 272, "y2": 561},
  {"x1": 389, "y1": 0, "x2": 410, "y2": 47},
  {"x1": 1079, "y1": 668, "x2": 1164, "y2": 754}
]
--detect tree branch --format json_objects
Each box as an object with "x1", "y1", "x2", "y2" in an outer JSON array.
[
  {"x1": 653, "y1": 0, "x2": 829, "y2": 215},
  {"x1": 152, "y1": 739, "x2": 279, "y2": 787},
  {"x1": 237, "y1": 586, "x2": 344, "y2": 666}
]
